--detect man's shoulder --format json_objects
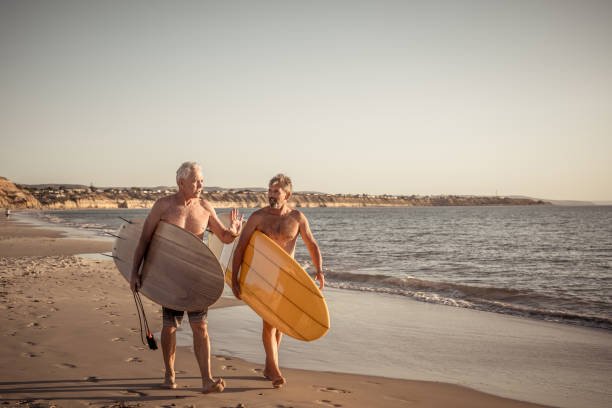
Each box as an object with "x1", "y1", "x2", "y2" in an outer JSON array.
[
  {"x1": 250, "y1": 207, "x2": 267, "y2": 219},
  {"x1": 289, "y1": 208, "x2": 305, "y2": 220},
  {"x1": 153, "y1": 194, "x2": 174, "y2": 209},
  {"x1": 199, "y1": 198, "x2": 214, "y2": 211}
]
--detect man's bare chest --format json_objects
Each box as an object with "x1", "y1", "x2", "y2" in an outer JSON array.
[
  {"x1": 259, "y1": 216, "x2": 299, "y2": 243},
  {"x1": 161, "y1": 206, "x2": 209, "y2": 237}
]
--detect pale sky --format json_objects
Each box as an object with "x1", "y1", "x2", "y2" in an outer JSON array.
[{"x1": 1, "y1": 0, "x2": 611, "y2": 200}]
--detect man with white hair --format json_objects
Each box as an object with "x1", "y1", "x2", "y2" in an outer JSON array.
[{"x1": 130, "y1": 161, "x2": 243, "y2": 394}]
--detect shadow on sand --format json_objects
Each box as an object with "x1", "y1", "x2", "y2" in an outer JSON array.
[{"x1": 0, "y1": 375, "x2": 269, "y2": 405}]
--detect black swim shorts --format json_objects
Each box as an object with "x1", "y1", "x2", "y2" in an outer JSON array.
[{"x1": 162, "y1": 307, "x2": 208, "y2": 328}]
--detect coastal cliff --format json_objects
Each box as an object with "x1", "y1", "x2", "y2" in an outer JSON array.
[
  {"x1": 0, "y1": 177, "x2": 41, "y2": 209},
  {"x1": 1, "y1": 177, "x2": 550, "y2": 209}
]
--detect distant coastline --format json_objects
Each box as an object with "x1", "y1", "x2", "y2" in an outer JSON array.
[{"x1": 1, "y1": 176, "x2": 551, "y2": 209}]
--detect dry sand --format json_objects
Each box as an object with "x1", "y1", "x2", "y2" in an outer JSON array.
[{"x1": 0, "y1": 216, "x2": 553, "y2": 408}]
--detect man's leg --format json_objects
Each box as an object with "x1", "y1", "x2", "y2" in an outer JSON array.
[
  {"x1": 161, "y1": 326, "x2": 177, "y2": 388},
  {"x1": 190, "y1": 321, "x2": 225, "y2": 394},
  {"x1": 275, "y1": 328, "x2": 283, "y2": 348},
  {"x1": 262, "y1": 320, "x2": 285, "y2": 387}
]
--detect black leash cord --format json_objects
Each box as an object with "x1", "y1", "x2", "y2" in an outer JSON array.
[{"x1": 133, "y1": 291, "x2": 158, "y2": 350}]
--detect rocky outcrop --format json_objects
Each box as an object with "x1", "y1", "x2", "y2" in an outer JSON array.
[
  {"x1": 22, "y1": 186, "x2": 162, "y2": 209},
  {"x1": 1, "y1": 176, "x2": 550, "y2": 210},
  {"x1": 0, "y1": 177, "x2": 42, "y2": 209}
]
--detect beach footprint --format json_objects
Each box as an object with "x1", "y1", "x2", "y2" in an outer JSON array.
[
  {"x1": 55, "y1": 363, "x2": 77, "y2": 369},
  {"x1": 220, "y1": 365, "x2": 237, "y2": 371},
  {"x1": 318, "y1": 386, "x2": 351, "y2": 394},
  {"x1": 111, "y1": 337, "x2": 126, "y2": 342},
  {"x1": 316, "y1": 400, "x2": 343, "y2": 407},
  {"x1": 126, "y1": 357, "x2": 143, "y2": 363}
]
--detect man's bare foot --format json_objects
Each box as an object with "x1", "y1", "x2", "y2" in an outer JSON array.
[
  {"x1": 264, "y1": 366, "x2": 285, "y2": 388},
  {"x1": 160, "y1": 376, "x2": 177, "y2": 389},
  {"x1": 271, "y1": 375, "x2": 286, "y2": 388},
  {"x1": 202, "y1": 378, "x2": 225, "y2": 394}
]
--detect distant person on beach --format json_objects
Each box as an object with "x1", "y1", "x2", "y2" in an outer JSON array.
[
  {"x1": 231, "y1": 173, "x2": 324, "y2": 388},
  {"x1": 130, "y1": 161, "x2": 243, "y2": 394},
  {"x1": 5, "y1": 208, "x2": 10, "y2": 217}
]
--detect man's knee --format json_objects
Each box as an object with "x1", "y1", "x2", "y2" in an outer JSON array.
[
  {"x1": 190, "y1": 322, "x2": 208, "y2": 338},
  {"x1": 162, "y1": 326, "x2": 177, "y2": 335},
  {"x1": 262, "y1": 321, "x2": 277, "y2": 335}
]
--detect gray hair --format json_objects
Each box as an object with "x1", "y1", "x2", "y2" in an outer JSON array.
[{"x1": 176, "y1": 161, "x2": 202, "y2": 184}]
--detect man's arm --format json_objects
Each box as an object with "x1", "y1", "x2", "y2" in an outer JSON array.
[
  {"x1": 230, "y1": 213, "x2": 260, "y2": 299},
  {"x1": 203, "y1": 202, "x2": 244, "y2": 244},
  {"x1": 298, "y1": 213, "x2": 324, "y2": 290},
  {"x1": 130, "y1": 199, "x2": 165, "y2": 292}
]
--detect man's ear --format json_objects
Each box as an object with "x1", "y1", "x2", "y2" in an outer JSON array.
[{"x1": 285, "y1": 190, "x2": 292, "y2": 201}]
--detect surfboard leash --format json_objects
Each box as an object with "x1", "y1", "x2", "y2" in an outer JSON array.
[{"x1": 133, "y1": 291, "x2": 158, "y2": 350}]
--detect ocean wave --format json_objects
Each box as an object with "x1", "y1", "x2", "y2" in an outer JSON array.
[
  {"x1": 322, "y1": 270, "x2": 612, "y2": 330},
  {"x1": 25, "y1": 211, "x2": 111, "y2": 238},
  {"x1": 324, "y1": 270, "x2": 526, "y2": 299}
]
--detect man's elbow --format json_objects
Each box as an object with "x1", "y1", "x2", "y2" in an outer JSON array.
[{"x1": 307, "y1": 242, "x2": 320, "y2": 253}]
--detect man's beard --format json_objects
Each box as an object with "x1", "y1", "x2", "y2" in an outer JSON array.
[{"x1": 269, "y1": 198, "x2": 280, "y2": 209}]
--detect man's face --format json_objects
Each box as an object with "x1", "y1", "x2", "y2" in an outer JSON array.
[
  {"x1": 268, "y1": 183, "x2": 289, "y2": 209},
  {"x1": 179, "y1": 168, "x2": 204, "y2": 199}
]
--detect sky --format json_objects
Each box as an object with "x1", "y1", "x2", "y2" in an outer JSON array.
[{"x1": 1, "y1": 0, "x2": 611, "y2": 201}]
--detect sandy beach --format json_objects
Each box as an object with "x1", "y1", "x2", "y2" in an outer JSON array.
[{"x1": 1, "y1": 214, "x2": 609, "y2": 408}]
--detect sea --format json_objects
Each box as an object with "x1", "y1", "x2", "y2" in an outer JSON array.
[{"x1": 22, "y1": 205, "x2": 612, "y2": 331}]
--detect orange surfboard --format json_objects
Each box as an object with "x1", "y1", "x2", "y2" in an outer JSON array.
[{"x1": 209, "y1": 213, "x2": 330, "y2": 341}]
